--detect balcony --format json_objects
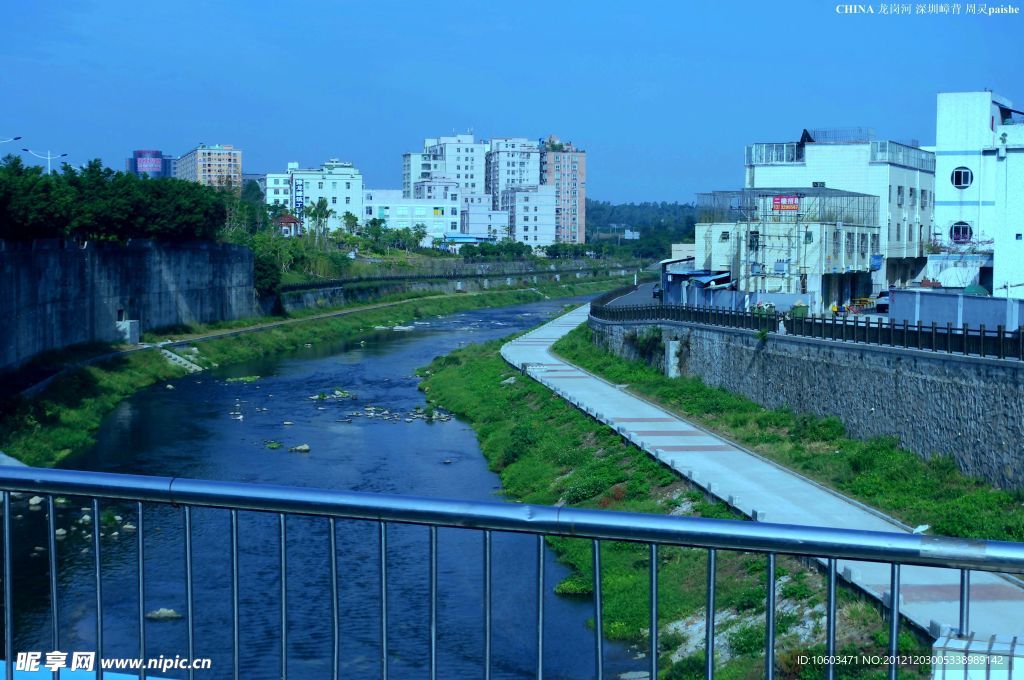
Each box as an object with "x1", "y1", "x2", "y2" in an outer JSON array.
[{"x1": 1, "y1": 467, "x2": 1021, "y2": 678}]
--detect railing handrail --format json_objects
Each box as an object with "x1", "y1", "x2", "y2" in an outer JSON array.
[
  {"x1": 2, "y1": 467, "x2": 1023, "y2": 573},
  {"x1": 591, "y1": 300, "x2": 1024, "y2": 361}
]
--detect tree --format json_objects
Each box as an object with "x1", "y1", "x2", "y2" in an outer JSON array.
[
  {"x1": 342, "y1": 211, "x2": 358, "y2": 234},
  {"x1": 302, "y1": 197, "x2": 335, "y2": 250},
  {"x1": 412, "y1": 223, "x2": 428, "y2": 249}
]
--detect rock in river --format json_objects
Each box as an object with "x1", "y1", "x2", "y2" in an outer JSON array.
[{"x1": 145, "y1": 608, "x2": 183, "y2": 621}]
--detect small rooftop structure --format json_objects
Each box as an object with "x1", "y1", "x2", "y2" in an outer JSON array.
[{"x1": 697, "y1": 187, "x2": 880, "y2": 227}]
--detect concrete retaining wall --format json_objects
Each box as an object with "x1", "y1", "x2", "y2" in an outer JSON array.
[
  {"x1": 0, "y1": 240, "x2": 254, "y2": 371},
  {"x1": 589, "y1": 317, "x2": 1024, "y2": 489},
  {"x1": 279, "y1": 268, "x2": 632, "y2": 314}
]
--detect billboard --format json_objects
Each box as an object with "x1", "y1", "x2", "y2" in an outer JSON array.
[
  {"x1": 136, "y1": 156, "x2": 163, "y2": 175},
  {"x1": 772, "y1": 195, "x2": 800, "y2": 211}
]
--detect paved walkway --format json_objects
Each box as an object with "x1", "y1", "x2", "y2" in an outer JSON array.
[{"x1": 501, "y1": 304, "x2": 1024, "y2": 637}]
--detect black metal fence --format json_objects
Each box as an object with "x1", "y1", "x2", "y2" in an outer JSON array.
[{"x1": 591, "y1": 291, "x2": 1024, "y2": 362}]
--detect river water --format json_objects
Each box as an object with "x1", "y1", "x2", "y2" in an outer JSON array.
[{"x1": 10, "y1": 297, "x2": 644, "y2": 679}]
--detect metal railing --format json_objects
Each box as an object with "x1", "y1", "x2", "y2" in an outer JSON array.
[
  {"x1": 592, "y1": 296, "x2": 1024, "y2": 362},
  {"x1": 3, "y1": 467, "x2": 1023, "y2": 679}
]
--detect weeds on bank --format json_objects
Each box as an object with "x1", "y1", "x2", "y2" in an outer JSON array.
[
  {"x1": 419, "y1": 340, "x2": 930, "y2": 678},
  {"x1": 552, "y1": 324, "x2": 1024, "y2": 542}
]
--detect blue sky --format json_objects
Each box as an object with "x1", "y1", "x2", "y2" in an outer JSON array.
[{"x1": 2, "y1": 1, "x2": 1021, "y2": 202}]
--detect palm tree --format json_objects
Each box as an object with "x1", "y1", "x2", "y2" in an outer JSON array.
[{"x1": 303, "y1": 197, "x2": 335, "y2": 249}]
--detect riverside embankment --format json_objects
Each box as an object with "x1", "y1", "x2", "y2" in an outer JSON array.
[{"x1": 0, "y1": 277, "x2": 632, "y2": 468}]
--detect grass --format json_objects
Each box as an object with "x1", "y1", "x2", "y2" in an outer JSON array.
[
  {"x1": 0, "y1": 277, "x2": 630, "y2": 468},
  {"x1": 419, "y1": 339, "x2": 930, "y2": 678},
  {"x1": 552, "y1": 323, "x2": 1024, "y2": 542}
]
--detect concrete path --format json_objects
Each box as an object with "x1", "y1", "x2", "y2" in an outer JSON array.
[{"x1": 501, "y1": 304, "x2": 1024, "y2": 638}]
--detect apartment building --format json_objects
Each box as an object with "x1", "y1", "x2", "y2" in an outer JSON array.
[
  {"x1": 931, "y1": 90, "x2": 1024, "y2": 297},
  {"x1": 500, "y1": 185, "x2": 557, "y2": 247},
  {"x1": 486, "y1": 138, "x2": 541, "y2": 210},
  {"x1": 265, "y1": 159, "x2": 364, "y2": 231},
  {"x1": 539, "y1": 135, "x2": 587, "y2": 243},
  {"x1": 363, "y1": 189, "x2": 460, "y2": 246},
  {"x1": 745, "y1": 129, "x2": 934, "y2": 291},
  {"x1": 401, "y1": 134, "x2": 489, "y2": 198},
  {"x1": 174, "y1": 144, "x2": 242, "y2": 188}
]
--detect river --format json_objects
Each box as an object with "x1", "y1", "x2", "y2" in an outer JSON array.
[{"x1": 9, "y1": 297, "x2": 644, "y2": 679}]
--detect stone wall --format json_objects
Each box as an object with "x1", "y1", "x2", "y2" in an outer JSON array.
[
  {"x1": 279, "y1": 268, "x2": 633, "y2": 314},
  {"x1": 589, "y1": 317, "x2": 1024, "y2": 489},
  {"x1": 0, "y1": 240, "x2": 254, "y2": 371}
]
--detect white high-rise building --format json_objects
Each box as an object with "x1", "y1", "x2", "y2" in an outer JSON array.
[
  {"x1": 745, "y1": 129, "x2": 935, "y2": 291},
  {"x1": 500, "y1": 185, "x2": 556, "y2": 247},
  {"x1": 402, "y1": 134, "x2": 489, "y2": 197},
  {"x1": 486, "y1": 138, "x2": 541, "y2": 210},
  {"x1": 932, "y1": 90, "x2": 1024, "y2": 297},
  {"x1": 265, "y1": 159, "x2": 363, "y2": 231}
]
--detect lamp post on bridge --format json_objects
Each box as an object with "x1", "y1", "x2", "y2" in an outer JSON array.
[
  {"x1": 1, "y1": 135, "x2": 22, "y2": 145},
  {"x1": 21, "y1": 148, "x2": 68, "y2": 175}
]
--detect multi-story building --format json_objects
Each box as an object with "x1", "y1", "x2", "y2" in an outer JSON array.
[
  {"x1": 695, "y1": 188, "x2": 880, "y2": 313},
  {"x1": 486, "y1": 138, "x2": 541, "y2": 210},
  {"x1": 363, "y1": 189, "x2": 460, "y2": 246},
  {"x1": 931, "y1": 90, "x2": 1024, "y2": 297},
  {"x1": 500, "y1": 185, "x2": 557, "y2": 247},
  {"x1": 174, "y1": 144, "x2": 243, "y2": 188},
  {"x1": 460, "y1": 193, "x2": 508, "y2": 240},
  {"x1": 413, "y1": 177, "x2": 459, "y2": 202},
  {"x1": 264, "y1": 159, "x2": 363, "y2": 231},
  {"x1": 401, "y1": 134, "x2": 489, "y2": 198},
  {"x1": 744, "y1": 129, "x2": 934, "y2": 291},
  {"x1": 539, "y1": 135, "x2": 587, "y2": 243},
  {"x1": 125, "y1": 150, "x2": 176, "y2": 178}
]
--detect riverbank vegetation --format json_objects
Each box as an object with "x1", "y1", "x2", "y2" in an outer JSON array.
[
  {"x1": 553, "y1": 324, "x2": 1024, "y2": 543},
  {"x1": 0, "y1": 279, "x2": 625, "y2": 469},
  {"x1": 419, "y1": 339, "x2": 928, "y2": 679}
]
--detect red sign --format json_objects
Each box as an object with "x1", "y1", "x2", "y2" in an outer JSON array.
[{"x1": 772, "y1": 195, "x2": 800, "y2": 211}]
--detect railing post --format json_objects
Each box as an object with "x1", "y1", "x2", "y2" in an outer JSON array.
[
  {"x1": 765, "y1": 553, "x2": 776, "y2": 680},
  {"x1": 841, "y1": 314, "x2": 847, "y2": 342},
  {"x1": 998, "y1": 325, "x2": 1006, "y2": 360},
  {"x1": 963, "y1": 323, "x2": 970, "y2": 355},
  {"x1": 931, "y1": 322, "x2": 937, "y2": 353},
  {"x1": 947, "y1": 322, "x2": 953, "y2": 353},
  {"x1": 902, "y1": 320, "x2": 909, "y2": 349},
  {"x1": 705, "y1": 549, "x2": 716, "y2": 680},
  {"x1": 980, "y1": 324, "x2": 987, "y2": 358},
  {"x1": 878, "y1": 317, "x2": 884, "y2": 346},
  {"x1": 1019, "y1": 326, "x2": 1024, "y2": 362},
  {"x1": 917, "y1": 321, "x2": 923, "y2": 350}
]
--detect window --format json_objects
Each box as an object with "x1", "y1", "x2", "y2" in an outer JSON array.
[
  {"x1": 897, "y1": 186, "x2": 904, "y2": 207},
  {"x1": 331, "y1": 197, "x2": 337, "y2": 204},
  {"x1": 832, "y1": 230, "x2": 840, "y2": 257},
  {"x1": 345, "y1": 197, "x2": 350, "y2": 204},
  {"x1": 318, "y1": 182, "x2": 324, "y2": 189},
  {"x1": 859, "y1": 233, "x2": 867, "y2": 257},
  {"x1": 908, "y1": 224, "x2": 914, "y2": 242},
  {"x1": 748, "y1": 231, "x2": 760, "y2": 250},
  {"x1": 870, "y1": 234, "x2": 879, "y2": 253},
  {"x1": 950, "y1": 221, "x2": 973, "y2": 244},
  {"x1": 896, "y1": 222, "x2": 901, "y2": 240},
  {"x1": 720, "y1": 231, "x2": 730, "y2": 241},
  {"x1": 951, "y1": 167, "x2": 973, "y2": 189},
  {"x1": 921, "y1": 189, "x2": 928, "y2": 209},
  {"x1": 812, "y1": 181, "x2": 825, "y2": 188},
  {"x1": 804, "y1": 230, "x2": 813, "y2": 244},
  {"x1": 845, "y1": 233, "x2": 853, "y2": 257}
]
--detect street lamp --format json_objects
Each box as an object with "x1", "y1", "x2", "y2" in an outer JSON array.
[
  {"x1": 21, "y1": 148, "x2": 68, "y2": 174},
  {"x1": 1, "y1": 136, "x2": 22, "y2": 144}
]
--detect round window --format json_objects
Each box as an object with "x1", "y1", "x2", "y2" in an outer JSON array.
[
  {"x1": 951, "y1": 167, "x2": 973, "y2": 189},
  {"x1": 949, "y1": 221, "x2": 973, "y2": 244}
]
